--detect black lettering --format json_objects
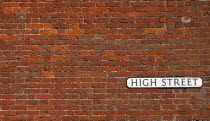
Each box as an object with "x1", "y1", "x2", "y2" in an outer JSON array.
[
  {"x1": 151, "y1": 79, "x2": 157, "y2": 86},
  {"x1": 162, "y1": 79, "x2": 166, "y2": 86},
  {"x1": 181, "y1": 78, "x2": 186, "y2": 86},
  {"x1": 167, "y1": 79, "x2": 173, "y2": 86},
  {"x1": 174, "y1": 79, "x2": 180, "y2": 86},
  {"x1": 131, "y1": 79, "x2": 137, "y2": 86},
  {"x1": 139, "y1": 79, "x2": 141, "y2": 86},
  {"x1": 193, "y1": 78, "x2": 197, "y2": 85},
  {"x1": 143, "y1": 79, "x2": 149, "y2": 86},
  {"x1": 187, "y1": 78, "x2": 192, "y2": 86}
]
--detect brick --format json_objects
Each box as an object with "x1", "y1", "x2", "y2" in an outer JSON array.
[
  {"x1": 26, "y1": 45, "x2": 42, "y2": 50},
  {"x1": 106, "y1": 50, "x2": 115, "y2": 55},
  {"x1": 175, "y1": 28, "x2": 190, "y2": 33},
  {"x1": 11, "y1": 72, "x2": 29, "y2": 77},
  {"x1": 80, "y1": 50, "x2": 90, "y2": 55},
  {"x1": 49, "y1": 100, "x2": 66, "y2": 105},
  {"x1": 175, "y1": 50, "x2": 191, "y2": 54},
  {"x1": 43, "y1": 24, "x2": 52, "y2": 28},
  {"x1": 37, "y1": 72, "x2": 54, "y2": 77},
  {"x1": 65, "y1": 29, "x2": 84, "y2": 34},
  {"x1": 166, "y1": 1, "x2": 176, "y2": 6},
  {"x1": 131, "y1": 23, "x2": 147, "y2": 28},
  {"x1": 24, "y1": 56, "x2": 42, "y2": 61},
  {"x1": 143, "y1": 50, "x2": 159, "y2": 55},
  {"x1": 11, "y1": 84, "x2": 27, "y2": 88},
  {"x1": 131, "y1": 2, "x2": 147, "y2": 6},
  {"x1": 2, "y1": 3, "x2": 19, "y2": 7},
  {"x1": 36, "y1": 94, "x2": 53, "y2": 99},
  {"x1": 26, "y1": 24, "x2": 43, "y2": 29},
  {"x1": 177, "y1": 105, "x2": 192, "y2": 110},
  {"x1": 176, "y1": 116, "x2": 192, "y2": 120},
  {"x1": 14, "y1": 30, "x2": 31, "y2": 34},
  {"x1": 51, "y1": 45, "x2": 69, "y2": 50},
  {"x1": 50, "y1": 56, "x2": 68, "y2": 61},
  {"x1": 0, "y1": 67, "x2": 15, "y2": 72},
  {"x1": 186, "y1": 1, "x2": 202, "y2": 6},
  {"x1": 128, "y1": 12, "x2": 147, "y2": 17},
  {"x1": 116, "y1": 72, "x2": 132, "y2": 77},
  {"x1": 89, "y1": 116, "x2": 107, "y2": 120},
  {"x1": 155, "y1": 66, "x2": 168, "y2": 71},
  {"x1": 144, "y1": 28, "x2": 167, "y2": 33},
  {"x1": 200, "y1": 28, "x2": 210, "y2": 32},
  {"x1": 0, "y1": 100, "x2": 15, "y2": 105},
  {"x1": 40, "y1": 29, "x2": 57, "y2": 34},
  {"x1": 89, "y1": 8, "x2": 107, "y2": 12},
  {"x1": 162, "y1": 105, "x2": 176, "y2": 109},
  {"x1": 3, "y1": 8, "x2": 13, "y2": 13}
]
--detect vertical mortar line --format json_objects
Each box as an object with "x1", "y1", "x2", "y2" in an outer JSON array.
[
  {"x1": 199, "y1": 2, "x2": 203, "y2": 119},
  {"x1": 91, "y1": 1, "x2": 95, "y2": 114},
  {"x1": 164, "y1": 1, "x2": 171, "y2": 80},
  {"x1": 164, "y1": 1, "x2": 167, "y2": 29},
  {"x1": 201, "y1": 1, "x2": 207, "y2": 119},
  {"x1": 188, "y1": 2, "x2": 194, "y2": 83}
]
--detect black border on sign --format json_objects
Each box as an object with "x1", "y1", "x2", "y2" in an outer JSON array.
[{"x1": 126, "y1": 77, "x2": 203, "y2": 89}]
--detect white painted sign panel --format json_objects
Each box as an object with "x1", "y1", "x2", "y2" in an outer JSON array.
[{"x1": 126, "y1": 77, "x2": 202, "y2": 88}]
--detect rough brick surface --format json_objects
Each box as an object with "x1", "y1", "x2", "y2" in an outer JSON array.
[{"x1": 0, "y1": 0, "x2": 210, "y2": 120}]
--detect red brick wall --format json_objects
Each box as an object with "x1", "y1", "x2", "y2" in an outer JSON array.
[{"x1": 0, "y1": 0, "x2": 209, "y2": 120}]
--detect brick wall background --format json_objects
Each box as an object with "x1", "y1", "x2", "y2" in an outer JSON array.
[{"x1": 0, "y1": 0, "x2": 209, "y2": 120}]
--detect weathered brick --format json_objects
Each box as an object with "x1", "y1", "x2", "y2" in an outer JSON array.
[
  {"x1": 26, "y1": 24, "x2": 43, "y2": 29},
  {"x1": 65, "y1": 29, "x2": 84, "y2": 34},
  {"x1": 143, "y1": 50, "x2": 159, "y2": 55},
  {"x1": 11, "y1": 72, "x2": 29, "y2": 77},
  {"x1": 50, "y1": 56, "x2": 68, "y2": 61},
  {"x1": 155, "y1": 66, "x2": 168, "y2": 71},
  {"x1": 128, "y1": 12, "x2": 147, "y2": 17},
  {"x1": 3, "y1": 8, "x2": 13, "y2": 13},
  {"x1": 36, "y1": 94, "x2": 53, "y2": 99},
  {"x1": 40, "y1": 29, "x2": 57, "y2": 34},
  {"x1": 37, "y1": 72, "x2": 54, "y2": 77},
  {"x1": 175, "y1": 28, "x2": 190, "y2": 33},
  {"x1": 144, "y1": 28, "x2": 167, "y2": 33},
  {"x1": 51, "y1": 45, "x2": 69, "y2": 50},
  {"x1": 2, "y1": 3, "x2": 19, "y2": 7},
  {"x1": 26, "y1": 45, "x2": 42, "y2": 50},
  {"x1": 24, "y1": 56, "x2": 42, "y2": 61}
]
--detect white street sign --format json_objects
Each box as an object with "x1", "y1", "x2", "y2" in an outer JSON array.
[{"x1": 126, "y1": 77, "x2": 202, "y2": 88}]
